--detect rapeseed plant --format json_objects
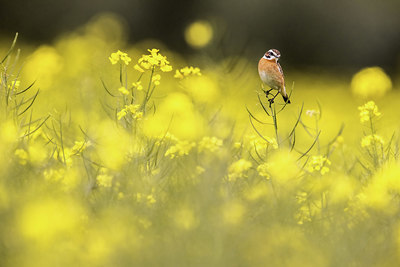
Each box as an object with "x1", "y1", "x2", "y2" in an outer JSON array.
[{"x1": 1, "y1": 17, "x2": 400, "y2": 267}]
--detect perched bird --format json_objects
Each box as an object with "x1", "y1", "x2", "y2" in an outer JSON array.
[{"x1": 258, "y1": 49, "x2": 290, "y2": 104}]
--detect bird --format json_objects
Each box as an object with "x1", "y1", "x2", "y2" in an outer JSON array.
[{"x1": 258, "y1": 49, "x2": 290, "y2": 105}]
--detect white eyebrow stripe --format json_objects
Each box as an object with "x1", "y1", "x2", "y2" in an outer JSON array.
[{"x1": 268, "y1": 50, "x2": 278, "y2": 57}]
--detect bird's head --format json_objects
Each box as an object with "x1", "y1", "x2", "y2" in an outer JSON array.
[{"x1": 263, "y1": 49, "x2": 281, "y2": 61}]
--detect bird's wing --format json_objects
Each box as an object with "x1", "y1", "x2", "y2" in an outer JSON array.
[{"x1": 277, "y1": 62, "x2": 284, "y2": 79}]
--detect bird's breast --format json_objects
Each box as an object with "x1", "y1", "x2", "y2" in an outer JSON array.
[{"x1": 258, "y1": 58, "x2": 283, "y2": 89}]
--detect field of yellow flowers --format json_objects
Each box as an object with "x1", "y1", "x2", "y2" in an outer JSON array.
[{"x1": 1, "y1": 15, "x2": 400, "y2": 266}]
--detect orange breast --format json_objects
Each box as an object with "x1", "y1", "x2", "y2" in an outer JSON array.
[{"x1": 258, "y1": 58, "x2": 284, "y2": 90}]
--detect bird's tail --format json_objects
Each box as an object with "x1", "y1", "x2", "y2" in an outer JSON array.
[
  {"x1": 281, "y1": 88, "x2": 291, "y2": 104},
  {"x1": 282, "y1": 94, "x2": 291, "y2": 104}
]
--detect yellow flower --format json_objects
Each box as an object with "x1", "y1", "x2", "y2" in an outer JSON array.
[
  {"x1": 198, "y1": 136, "x2": 223, "y2": 152},
  {"x1": 174, "y1": 70, "x2": 184, "y2": 79},
  {"x1": 117, "y1": 104, "x2": 142, "y2": 120},
  {"x1": 109, "y1": 50, "x2": 131, "y2": 65},
  {"x1": 132, "y1": 81, "x2": 143, "y2": 91},
  {"x1": 134, "y1": 64, "x2": 145, "y2": 73},
  {"x1": 358, "y1": 101, "x2": 381, "y2": 123},
  {"x1": 351, "y1": 67, "x2": 392, "y2": 99},
  {"x1": 174, "y1": 66, "x2": 202, "y2": 79},
  {"x1": 97, "y1": 174, "x2": 113, "y2": 187},
  {"x1": 15, "y1": 149, "x2": 28, "y2": 165},
  {"x1": 117, "y1": 109, "x2": 127, "y2": 120},
  {"x1": 148, "y1": 48, "x2": 159, "y2": 56},
  {"x1": 71, "y1": 140, "x2": 89, "y2": 155},
  {"x1": 136, "y1": 48, "x2": 172, "y2": 72},
  {"x1": 160, "y1": 64, "x2": 173, "y2": 72},
  {"x1": 133, "y1": 111, "x2": 143, "y2": 120},
  {"x1": 152, "y1": 74, "x2": 161, "y2": 86},
  {"x1": 118, "y1": 86, "x2": 129, "y2": 95},
  {"x1": 361, "y1": 134, "x2": 384, "y2": 148},
  {"x1": 126, "y1": 104, "x2": 140, "y2": 114},
  {"x1": 1, "y1": 80, "x2": 21, "y2": 90},
  {"x1": 257, "y1": 163, "x2": 270, "y2": 179},
  {"x1": 165, "y1": 140, "x2": 196, "y2": 159},
  {"x1": 228, "y1": 159, "x2": 252, "y2": 181},
  {"x1": 147, "y1": 194, "x2": 156, "y2": 205},
  {"x1": 307, "y1": 155, "x2": 331, "y2": 175}
]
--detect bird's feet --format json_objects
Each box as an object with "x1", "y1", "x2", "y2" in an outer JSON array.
[
  {"x1": 263, "y1": 89, "x2": 273, "y2": 98},
  {"x1": 268, "y1": 98, "x2": 274, "y2": 108},
  {"x1": 267, "y1": 92, "x2": 280, "y2": 107}
]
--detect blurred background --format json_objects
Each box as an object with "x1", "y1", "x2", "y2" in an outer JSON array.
[{"x1": 1, "y1": 0, "x2": 399, "y2": 77}]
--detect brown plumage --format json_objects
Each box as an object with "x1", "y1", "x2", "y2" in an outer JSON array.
[{"x1": 258, "y1": 49, "x2": 290, "y2": 103}]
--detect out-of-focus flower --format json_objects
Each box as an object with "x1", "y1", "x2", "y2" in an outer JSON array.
[
  {"x1": 245, "y1": 134, "x2": 278, "y2": 151},
  {"x1": 109, "y1": 50, "x2": 131, "y2": 65},
  {"x1": 117, "y1": 109, "x2": 127, "y2": 120},
  {"x1": 307, "y1": 155, "x2": 331, "y2": 175},
  {"x1": 185, "y1": 20, "x2": 213, "y2": 49},
  {"x1": 174, "y1": 207, "x2": 197, "y2": 230},
  {"x1": 331, "y1": 136, "x2": 344, "y2": 149},
  {"x1": 174, "y1": 66, "x2": 202, "y2": 79},
  {"x1": 134, "y1": 64, "x2": 145, "y2": 73},
  {"x1": 257, "y1": 163, "x2": 270, "y2": 179},
  {"x1": 152, "y1": 74, "x2": 161, "y2": 86},
  {"x1": 165, "y1": 140, "x2": 196, "y2": 159},
  {"x1": 23, "y1": 45, "x2": 63, "y2": 89},
  {"x1": 117, "y1": 104, "x2": 141, "y2": 120},
  {"x1": 14, "y1": 149, "x2": 28, "y2": 165},
  {"x1": 147, "y1": 194, "x2": 156, "y2": 205},
  {"x1": 97, "y1": 173, "x2": 113, "y2": 188},
  {"x1": 222, "y1": 201, "x2": 245, "y2": 225},
  {"x1": 361, "y1": 134, "x2": 384, "y2": 148},
  {"x1": 351, "y1": 67, "x2": 392, "y2": 99},
  {"x1": 358, "y1": 101, "x2": 381, "y2": 123},
  {"x1": 71, "y1": 140, "x2": 89, "y2": 155},
  {"x1": 228, "y1": 159, "x2": 252, "y2": 181},
  {"x1": 0, "y1": 79, "x2": 20, "y2": 90},
  {"x1": 118, "y1": 86, "x2": 129, "y2": 95},
  {"x1": 305, "y1": 109, "x2": 320, "y2": 117},
  {"x1": 198, "y1": 136, "x2": 223, "y2": 152},
  {"x1": 18, "y1": 198, "x2": 83, "y2": 244},
  {"x1": 132, "y1": 81, "x2": 143, "y2": 91}
]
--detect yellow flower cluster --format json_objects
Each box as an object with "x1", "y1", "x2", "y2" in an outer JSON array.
[
  {"x1": 134, "y1": 49, "x2": 172, "y2": 73},
  {"x1": 152, "y1": 74, "x2": 161, "y2": 86},
  {"x1": 97, "y1": 173, "x2": 113, "y2": 188},
  {"x1": 241, "y1": 135, "x2": 279, "y2": 152},
  {"x1": 118, "y1": 86, "x2": 129, "y2": 95},
  {"x1": 131, "y1": 81, "x2": 143, "y2": 91},
  {"x1": 71, "y1": 140, "x2": 89, "y2": 155},
  {"x1": 307, "y1": 155, "x2": 331, "y2": 175},
  {"x1": 165, "y1": 140, "x2": 196, "y2": 159},
  {"x1": 256, "y1": 163, "x2": 270, "y2": 179},
  {"x1": 361, "y1": 134, "x2": 384, "y2": 148},
  {"x1": 174, "y1": 66, "x2": 202, "y2": 79},
  {"x1": 117, "y1": 104, "x2": 143, "y2": 120},
  {"x1": 109, "y1": 50, "x2": 132, "y2": 65},
  {"x1": 14, "y1": 148, "x2": 28, "y2": 165},
  {"x1": 136, "y1": 192, "x2": 156, "y2": 206},
  {"x1": 52, "y1": 140, "x2": 90, "y2": 166},
  {"x1": 228, "y1": 159, "x2": 252, "y2": 181},
  {"x1": 1, "y1": 79, "x2": 21, "y2": 90},
  {"x1": 198, "y1": 136, "x2": 223, "y2": 152},
  {"x1": 358, "y1": 101, "x2": 381, "y2": 123}
]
